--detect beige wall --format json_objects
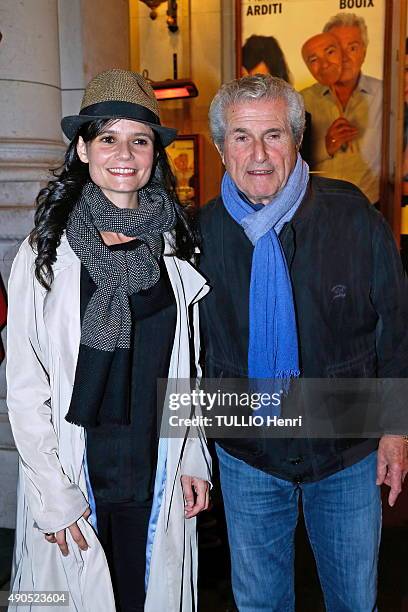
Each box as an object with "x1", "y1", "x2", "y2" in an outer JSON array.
[
  {"x1": 133, "y1": 0, "x2": 191, "y2": 80},
  {"x1": 130, "y1": 0, "x2": 223, "y2": 204},
  {"x1": 189, "y1": 0, "x2": 223, "y2": 204},
  {"x1": 0, "y1": 0, "x2": 133, "y2": 528},
  {"x1": 81, "y1": 0, "x2": 130, "y2": 82}
]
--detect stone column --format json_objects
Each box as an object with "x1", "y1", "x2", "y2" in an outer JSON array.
[
  {"x1": 0, "y1": 0, "x2": 66, "y2": 528},
  {"x1": 0, "y1": 0, "x2": 131, "y2": 529}
]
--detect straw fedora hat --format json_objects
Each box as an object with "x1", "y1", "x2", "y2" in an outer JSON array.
[{"x1": 61, "y1": 69, "x2": 177, "y2": 146}]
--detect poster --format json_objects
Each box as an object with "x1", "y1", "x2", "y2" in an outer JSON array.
[
  {"x1": 167, "y1": 135, "x2": 200, "y2": 207},
  {"x1": 238, "y1": 0, "x2": 384, "y2": 89},
  {"x1": 237, "y1": 0, "x2": 386, "y2": 205}
]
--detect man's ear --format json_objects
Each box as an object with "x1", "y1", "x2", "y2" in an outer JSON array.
[
  {"x1": 214, "y1": 142, "x2": 225, "y2": 165},
  {"x1": 77, "y1": 136, "x2": 89, "y2": 164}
]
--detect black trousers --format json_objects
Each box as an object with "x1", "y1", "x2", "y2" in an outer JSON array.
[{"x1": 95, "y1": 499, "x2": 152, "y2": 612}]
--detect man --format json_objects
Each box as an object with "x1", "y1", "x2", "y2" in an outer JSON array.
[
  {"x1": 199, "y1": 74, "x2": 408, "y2": 611},
  {"x1": 301, "y1": 13, "x2": 382, "y2": 205},
  {"x1": 301, "y1": 32, "x2": 343, "y2": 88}
]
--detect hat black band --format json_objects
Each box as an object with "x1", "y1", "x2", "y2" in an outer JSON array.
[{"x1": 79, "y1": 101, "x2": 161, "y2": 125}]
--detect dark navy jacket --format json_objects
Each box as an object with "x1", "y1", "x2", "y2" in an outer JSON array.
[{"x1": 198, "y1": 176, "x2": 408, "y2": 482}]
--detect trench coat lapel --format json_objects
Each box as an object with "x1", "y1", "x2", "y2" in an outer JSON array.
[
  {"x1": 44, "y1": 233, "x2": 208, "y2": 389},
  {"x1": 163, "y1": 233, "x2": 208, "y2": 307},
  {"x1": 161, "y1": 238, "x2": 209, "y2": 526},
  {"x1": 43, "y1": 235, "x2": 81, "y2": 386}
]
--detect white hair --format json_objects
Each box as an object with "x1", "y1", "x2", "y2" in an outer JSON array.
[
  {"x1": 323, "y1": 12, "x2": 368, "y2": 47},
  {"x1": 208, "y1": 74, "x2": 305, "y2": 153}
]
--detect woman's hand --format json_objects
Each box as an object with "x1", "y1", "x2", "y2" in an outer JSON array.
[
  {"x1": 181, "y1": 475, "x2": 210, "y2": 518},
  {"x1": 44, "y1": 507, "x2": 91, "y2": 556}
]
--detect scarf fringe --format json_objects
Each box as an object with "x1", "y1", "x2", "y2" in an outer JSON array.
[{"x1": 275, "y1": 369, "x2": 301, "y2": 379}]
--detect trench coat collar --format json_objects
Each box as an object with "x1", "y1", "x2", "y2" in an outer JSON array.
[
  {"x1": 45, "y1": 232, "x2": 208, "y2": 384},
  {"x1": 54, "y1": 232, "x2": 207, "y2": 304}
]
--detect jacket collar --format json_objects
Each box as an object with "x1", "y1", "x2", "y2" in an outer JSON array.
[
  {"x1": 218, "y1": 175, "x2": 316, "y2": 229},
  {"x1": 319, "y1": 73, "x2": 375, "y2": 98},
  {"x1": 289, "y1": 178, "x2": 316, "y2": 225},
  {"x1": 52, "y1": 233, "x2": 79, "y2": 274}
]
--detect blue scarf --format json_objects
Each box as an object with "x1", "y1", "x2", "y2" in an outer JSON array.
[{"x1": 222, "y1": 154, "x2": 309, "y2": 386}]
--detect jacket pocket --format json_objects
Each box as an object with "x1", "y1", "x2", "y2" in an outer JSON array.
[{"x1": 326, "y1": 347, "x2": 377, "y2": 378}]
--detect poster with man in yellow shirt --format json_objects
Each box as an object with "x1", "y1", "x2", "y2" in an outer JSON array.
[{"x1": 238, "y1": 0, "x2": 385, "y2": 205}]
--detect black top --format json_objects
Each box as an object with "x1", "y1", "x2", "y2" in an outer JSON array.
[
  {"x1": 83, "y1": 239, "x2": 177, "y2": 503},
  {"x1": 199, "y1": 177, "x2": 408, "y2": 483}
]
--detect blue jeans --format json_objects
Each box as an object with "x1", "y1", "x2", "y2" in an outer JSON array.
[{"x1": 216, "y1": 445, "x2": 381, "y2": 612}]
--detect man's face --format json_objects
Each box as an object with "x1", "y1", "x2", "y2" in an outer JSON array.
[
  {"x1": 302, "y1": 33, "x2": 343, "y2": 86},
  {"x1": 328, "y1": 25, "x2": 366, "y2": 85},
  {"x1": 219, "y1": 99, "x2": 297, "y2": 205}
]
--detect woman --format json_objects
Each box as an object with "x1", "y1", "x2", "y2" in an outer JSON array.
[
  {"x1": 241, "y1": 35, "x2": 291, "y2": 81},
  {"x1": 7, "y1": 69, "x2": 211, "y2": 612}
]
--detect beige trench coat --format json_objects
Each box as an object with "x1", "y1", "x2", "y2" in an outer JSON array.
[{"x1": 6, "y1": 234, "x2": 211, "y2": 612}]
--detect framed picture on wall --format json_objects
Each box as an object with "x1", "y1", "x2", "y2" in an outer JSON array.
[
  {"x1": 235, "y1": 0, "x2": 388, "y2": 208},
  {"x1": 167, "y1": 135, "x2": 201, "y2": 208}
]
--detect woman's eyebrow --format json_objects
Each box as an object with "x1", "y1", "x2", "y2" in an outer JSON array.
[{"x1": 100, "y1": 129, "x2": 153, "y2": 138}]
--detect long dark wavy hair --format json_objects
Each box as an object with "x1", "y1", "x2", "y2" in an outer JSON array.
[
  {"x1": 242, "y1": 35, "x2": 291, "y2": 83},
  {"x1": 29, "y1": 119, "x2": 198, "y2": 290}
]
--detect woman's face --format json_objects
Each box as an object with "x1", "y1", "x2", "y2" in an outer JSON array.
[{"x1": 77, "y1": 119, "x2": 155, "y2": 208}]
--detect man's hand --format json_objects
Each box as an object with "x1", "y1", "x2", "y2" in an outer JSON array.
[
  {"x1": 376, "y1": 435, "x2": 408, "y2": 507},
  {"x1": 325, "y1": 118, "x2": 359, "y2": 156},
  {"x1": 181, "y1": 475, "x2": 210, "y2": 518},
  {"x1": 44, "y1": 507, "x2": 91, "y2": 556}
]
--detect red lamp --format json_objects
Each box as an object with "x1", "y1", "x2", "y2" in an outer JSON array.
[{"x1": 152, "y1": 79, "x2": 198, "y2": 101}]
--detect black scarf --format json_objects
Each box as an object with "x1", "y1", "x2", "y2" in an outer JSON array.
[{"x1": 65, "y1": 181, "x2": 176, "y2": 426}]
